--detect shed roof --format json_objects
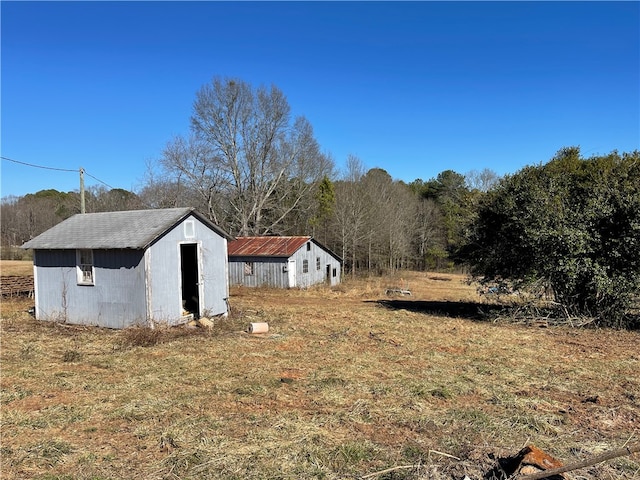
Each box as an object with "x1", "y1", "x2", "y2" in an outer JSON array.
[
  {"x1": 228, "y1": 236, "x2": 311, "y2": 257},
  {"x1": 21, "y1": 207, "x2": 232, "y2": 250}
]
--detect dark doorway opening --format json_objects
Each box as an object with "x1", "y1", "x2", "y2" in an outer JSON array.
[
  {"x1": 180, "y1": 244, "x2": 199, "y2": 317},
  {"x1": 326, "y1": 264, "x2": 331, "y2": 284}
]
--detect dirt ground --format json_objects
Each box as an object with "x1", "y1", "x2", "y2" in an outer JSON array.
[{"x1": 1, "y1": 268, "x2": 639, "y2": 479}]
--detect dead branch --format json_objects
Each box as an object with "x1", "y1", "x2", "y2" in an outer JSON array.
[
  {"x1": 428, "y1": 449, "x2": 461, "y2": 461},
  {"x1": 361, "y1": 450, "x2": 460, "y2": 478},
  {"x1": 516, "y1": 443, "x2": 640, "y2": 480}
]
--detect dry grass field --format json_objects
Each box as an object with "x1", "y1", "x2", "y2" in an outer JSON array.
[
  {"x1": 1, "y1": 260, "x2": 33, "y2": 277},
  {"x1": 1, "y1": 266, "x2": 639, "y2": 479}
]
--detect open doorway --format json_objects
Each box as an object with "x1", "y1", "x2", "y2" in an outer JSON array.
[{"x1": 180, "y1": 243, "x2": 200, "y2": 317}]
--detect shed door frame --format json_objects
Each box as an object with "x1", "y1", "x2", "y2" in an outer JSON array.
[{"x1": 179, "y1": 242, "x2": 202, "y2": 318}]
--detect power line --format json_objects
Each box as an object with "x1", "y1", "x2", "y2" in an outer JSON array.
[
  {"x1": 84, "y1": 170, "x2": 116, "y2": 190},
  {"x1": 1, "y1": 156, "x2": 77, "y2": 172},
  {"x1": 2, "y1": 155, "x2": 118, "y2": 191}
]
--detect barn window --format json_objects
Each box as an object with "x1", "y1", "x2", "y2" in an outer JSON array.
[
  {"x1": 244, "y1": 262, "x2": 255, "y2": 276},
  {"x1": 316, "y1": 257, "x2": 321, "y2": 270},
  {"x1": 76, "y1": 249, "x2": 94, "y2": 285},
  {"x1": 303, "y1": 259, "x2": 309, "y2": 273},
  {"x1": 333, "y1": 268, "x2": 337, "y2": 278},
  {"x1": 306, "y1": 242, "x2": 311, "y2": 251}
]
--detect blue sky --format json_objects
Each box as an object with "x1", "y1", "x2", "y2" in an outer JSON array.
[{"x1": 2, "y1": 1, "x2": 639, "y2": 198}]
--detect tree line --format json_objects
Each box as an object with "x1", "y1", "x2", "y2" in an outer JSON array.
[
  {"x1": 0, "y1": 160, "x2": 485, "y2": 277},
  {"x1": 3, "y1": 78, "x2": 489, "y2": 275},
  {"x1": 2, "y1": 77, "x2": 638, "y2": 326}
]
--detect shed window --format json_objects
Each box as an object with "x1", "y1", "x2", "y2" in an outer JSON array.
[
  {"x1": 316, "y1": 257, "x2": 321, "y2": 270},
  {"x1": 184, "y1": 220, "x2": 195, "y2": 238},
  {"x1": 244, "y1": 262, "x2": 255, "y2": 276},
  {"x1": 333, "y1": 268, "x2": 337, "y2": 278},
  {"x1": 303, "y1": 259, "x2": 309, "y2": 273},
  {"x1": 306, "y1": 242, "x2": 311, "y2": 251},
  {"x1": 77, "y1": 249, "x2": 94, "y2": 285}
]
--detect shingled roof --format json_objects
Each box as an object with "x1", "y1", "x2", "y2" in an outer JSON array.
[
  {"x1": 228, "y1": 236, "x2": 312, "y2": 257},
  {"x1": 21, "y1": 208, "x2": 231, "y2": 250}
]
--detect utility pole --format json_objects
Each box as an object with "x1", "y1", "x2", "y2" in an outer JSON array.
[{"x1": 80, "y1": 167, "x2": 86, "y2": 213}]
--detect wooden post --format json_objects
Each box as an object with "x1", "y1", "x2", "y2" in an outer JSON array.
[{"x1": 80, "y1": 167, "x2": 85, "y2": 213}]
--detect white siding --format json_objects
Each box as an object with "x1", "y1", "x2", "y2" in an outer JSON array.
[{"x1": 291, "y1": 240, "x2": 341, "y2": 288}]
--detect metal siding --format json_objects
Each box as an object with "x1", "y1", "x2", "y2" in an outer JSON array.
[
  {"x1": 292, "y1": 242, "x2": 317, "y2": 288},
  {"x1": 294, "y1": 241, "x2": 341, "y2": 287},
  {"x1": 229, "y1": 257, "x2": 288, "y2": 288},
  {"x1": 32, "y1": 249, "x2": 146, "y2": 328},
  {"x1": 228, "y1": 259, "x2": 248, "y2": 286},
  {"x1": 148, "y1": 215, "x2": 229, "y2": 324},
  {"x1": 32, "y1": 252, "x2": 40, "y2": 319},
  {"x1": 311, "y1": 240, "x2": 341, "y2": 286},
  {"x1": 332, "y1": 261, "x2": 342, "y2": 286},
  {"x1": 32, "y1": 250, "x2": 74, "y2": 322},
  {"x1": 93, "y1": 250, "x2": 147, "y2": 328},
  {"x1": 30, "y1": 213, "x2": 229, "y2": 329},
  {"x1": 199, "y1": 223, "x2": 230, "y2": 317},
  {"x1": 229, "y1": 239, "x2": 341, "y2": 288},
  {"x1": 147, "y1": 234, "x2": 181, "y2": 323}
]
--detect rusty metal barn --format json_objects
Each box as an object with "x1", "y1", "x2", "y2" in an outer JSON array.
[
  {"x1": 228, "y1": 236, "x2": 341, "y2": 288},
  {"x1": 21, "y1": 208, "x2": 232, "y2": 329}
]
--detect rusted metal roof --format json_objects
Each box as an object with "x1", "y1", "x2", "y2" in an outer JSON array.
[{"x1": 228, "y1": 236, "x2": 311, "y2": 257}]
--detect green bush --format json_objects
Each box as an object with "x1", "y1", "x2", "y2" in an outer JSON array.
[{"x1": 462, "y1": 148, "x2": 640, "y2": 328}]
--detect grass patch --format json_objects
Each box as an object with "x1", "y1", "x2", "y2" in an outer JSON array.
[
  {"x1": 61, "y1": 348, "x2": 82, "y2": 362},
  {"x1": 1, "y1": 271, "x2": 638, "y2": 479},
  {"x1": 118, "y1": 325, "x2": 163, "y2": 347},
  {"x1": 26, "y1": 439, "x2": 74, "y2": 466}
]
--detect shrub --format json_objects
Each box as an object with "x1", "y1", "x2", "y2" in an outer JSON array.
[{"x1": 461, "y1": 148, "x2": 640, "y2": 328}]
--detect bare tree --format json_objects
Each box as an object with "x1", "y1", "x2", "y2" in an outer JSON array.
[
  {"x1": 159, "y1": 77, "x2": 333, "y2": 236},
  {"x1": 138, "y1": 159, "x2": 198, "y2": 210},
  {"x1": 1, "y1": 190, "x2": 79, "y2": 256},
  {"x1": 414, "y1": 197, "x2": 447, "y2": 270},
  {"x1": 465, "y1": 168, "x2": 500, "y2": 192},
  {"x1": 160, "y1": 134, "x2": 227, "y2": 222},
  {"x1": 356, "y1": 169, "x2": 419, "y2": 274},
  {"x1": 332, "y1": 155, "x2": 369, "y2": 277},
  {"x1": 361, "y1": 168, "x2": 395, "y2": 273}
]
